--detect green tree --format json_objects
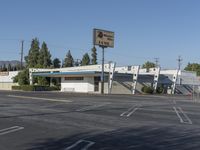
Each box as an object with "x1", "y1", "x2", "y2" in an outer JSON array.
[
  {"x1": 142, "y1": 61, "x2": 156, "y2": 72},
  {"x1": 81, "y1": 53, "x2": 90, "y2": 66},
  {"x1": 13, "y1": 69, "x2": 29, "y2": 85},
  {"x1": 91, "y1": 46, "x2": 97, "y2": 65},
  {"x1": 53, "y1": 58, "x2": 61, "y2": 68},
  {"x1": 25, "y1": 38, "x2": 40, "y2": 68},
  {"x1": 64, "y1": 50, "x2": 74, "y2": 67},
  {"x1": 8, "y1": 64, "x2": 12, "y2": 71},
  {"x1": 37, "y1": 77, "x2": 49, "y2": 86},
  {"x1": 2, "y1": 64, "x2": 7, "y2": 71},
  {"x1": 38, "y1": 42, "x2": 52, "y2": 68},
  {"x1": 184, "y1": 63, "x2": 200, "y2": 76}
]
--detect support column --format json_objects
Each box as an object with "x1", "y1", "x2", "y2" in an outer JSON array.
[
  {"x1": 29, "y1": 69, "x2": 33, "y2": 85},
  {"x1": 171, "y1": 69, "x2": 179, "y2": 94},
  {"x1": 108, "y1": 62, "x2": 116, "y2": 94},
  {"x1": 132, "y1": 66, "x2": 140, "y2": 94},
  {"x1": 153, "y1": 67, "x2": 161, "y2": 92}
]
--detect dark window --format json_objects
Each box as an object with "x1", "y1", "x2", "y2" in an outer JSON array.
[
  {"x1": 94, "y1": 76, "x2": 101, "y2": 91},
  {"x1": 64, "y1": 77, "x2": 84, "y2": 80},
  {"x1": 128, "y1": 66, "x2": 131, "y2": 71}
]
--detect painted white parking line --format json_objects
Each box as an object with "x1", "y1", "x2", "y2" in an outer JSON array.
[
  {"x1": 7, "y1": 95, "x2": 72, "y2": 103},
  {"x1": 0, "y1": 126, "x2": 24, "y2": 135},
  {"x1": 173, "y1": 107, "x2": 183, "y2": 123},
  {"x1": 64, "y1": 139, "x2": 95, "y2": 150},
  {"x1": 173, "y1": 107, "x2": 192, "y2": 124},
  {"x1": 127, "y1": 108, "x2": 139, "y2": 117},
  {"x1": 178, "y1": 107, "x2": 193, "y2": 124},
  {"x1": 120, "y1": 105, "x2": 140, "y2": 117},
  {"x1": 76, "y1": 103, "x2": 110, "y2": 112}
]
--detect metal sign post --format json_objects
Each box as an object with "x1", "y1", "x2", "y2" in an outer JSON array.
[
  {"x1": 93, "y1": 28, "x2": 114, "y2": 94},
  {"x1": 101, "y1": 46, "x2": 105, "y2": 94}
]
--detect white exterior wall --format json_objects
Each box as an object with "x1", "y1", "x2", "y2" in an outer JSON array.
[
  {"x1": 0, "y1": 71, "x2": 19, "y2": 83},
  {"x1": 61, "y1": 77, "x2": 94, "y2": 93},
  {"x1": 0, "y1": 71, "x2": 19, "y2": 90}
]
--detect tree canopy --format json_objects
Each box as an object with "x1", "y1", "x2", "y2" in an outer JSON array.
[
  {"x1": 142, "y1": 61, "x2": 156, "y2": 71},
  {"x1": 184, "y1": 63, "x2": 200, "y2": 76},
  {"x1": 25, "y1": 38, "x2": 40, "y2": 68},
  {"x1": 81, "y1": 53, "x2": 90, "y2": 66},
  {"x1": 53, "y1": 58, "x2": 61, "y2": 68},
  {"x1": 63, "y1": 50, "x2": 74, "y2": 67},
  {"x1": 91, "y1": 46, "x2": 97, "y2": 65},
  {"x1": 38, "y1": 42, "x2": 52, "y2": 68}
]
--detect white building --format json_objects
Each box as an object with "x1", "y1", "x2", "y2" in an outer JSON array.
[
  {"x1": 29, "y1": 63, "x2": 200, "y2": 95},
  {"x1": 0, "y1": 71, "x2": 19, "y2": 90}
]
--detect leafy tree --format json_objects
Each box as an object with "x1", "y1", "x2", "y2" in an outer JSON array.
[
  {"x1": 184, "y1": 63, "x2": 200, "y2": 76},
  {"x1": 64, "y1": 50, "x2": 74, "y2": 67},
  {"x1": 2, "y1": 64, "x2": 7, "y2": 71},
  {"x1": 37, "y1": 77, "x2": 49, "y2": 86},
  {"x1": 53, "y1": 58, "x2": 61, "y2": 68},
  {"x1": 81, "y1": 53, "x2": 90, "y2": 66},
  {"x1": 13, "y1": 69, "x2": 29, "y2": 85},
  {"x1": 38, "y1": 42, "x2": 52, "y2": 68},
  {"x1": 91, "y1": 46, "x2": 97, "y2": 65},
  {"x1": 25, "y1": 38, "x2": 40, "y2": 68},
  {"x1": 142, "y1": 61, "x2": 156, "y2": 72},
  {"x1": 8, "y1": 64, "x2": 12, "y2": 71}
]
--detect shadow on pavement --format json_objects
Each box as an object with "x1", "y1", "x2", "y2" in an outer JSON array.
[{"x1": 27, "y1": 125, "x2": 200, "y2": 150}]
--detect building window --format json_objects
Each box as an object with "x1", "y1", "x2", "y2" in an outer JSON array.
[
  {"x1": 94, "y1": 76, "x2": 101, "y2": 91},
  {"x1": 64, "y1": 77, "x2": 84, "y2": 80}
]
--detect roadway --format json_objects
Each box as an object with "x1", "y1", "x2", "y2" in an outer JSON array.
[{"x1": 0, "y1": 91, "x2": 200, "y2": 150}]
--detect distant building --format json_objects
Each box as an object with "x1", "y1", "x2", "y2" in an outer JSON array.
[
  {"x1": 0, "y1": 71, "x2": 19, "y2": 90},
  {"x1": 0, "y1": 64, "x2": 198, "y2": 94}
]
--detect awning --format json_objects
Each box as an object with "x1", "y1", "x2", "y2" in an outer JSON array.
[{"x1": 32, "y1": 71, "x2": 108, "y2": 77}]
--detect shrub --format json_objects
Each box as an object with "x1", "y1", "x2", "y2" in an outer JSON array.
[
  {"x1": 12, "y1": 85, "x2": 60, "y2": 91},
  {"x1": 141, "y1": 85, "x2": 154, "y2": 94},
  {"x1": 156, "y1": 86, "x2": 164, "y2": 94}
]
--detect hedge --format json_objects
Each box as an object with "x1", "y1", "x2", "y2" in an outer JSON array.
[
  {"x1": 12, "y1": 85, "x2": 60, "y2": 91},
  {"x1": 141, "y1": 85, "x2": 154, "y2": 94}
]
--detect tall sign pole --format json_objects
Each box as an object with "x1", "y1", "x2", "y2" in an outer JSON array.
[
  {"x1": 101, "y1": 46, "x2": 105, "y2": 94},
  {"x1": 93, "y1": 29, "x2": 114, "y2": 94}
]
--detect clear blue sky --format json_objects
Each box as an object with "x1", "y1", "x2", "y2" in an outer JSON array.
[{"x1": 0, "y1": 0, "x2": 200, "y2": 69}]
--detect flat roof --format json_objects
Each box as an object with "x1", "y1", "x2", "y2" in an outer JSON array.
[{"x1": 32, "y1": 71, "x2": 107, "y2": 77}]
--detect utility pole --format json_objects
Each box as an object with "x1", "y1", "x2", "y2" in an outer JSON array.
[
  {"x1": 177, "y1": 56, "x2": 182, "y2": 70},
  {"x1": 154, "y1": 58, "x2": 159, "y2": 67},
  {"x1": 20, "y1": 40, "x2": 24, "y2": 70}
]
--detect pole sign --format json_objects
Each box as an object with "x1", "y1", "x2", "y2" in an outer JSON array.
[{"x1": 93, "y1": 29, "x2": 114, "y2": 48}]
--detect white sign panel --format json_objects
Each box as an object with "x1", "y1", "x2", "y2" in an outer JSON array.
[{"x1": 93, "y1": 29, "x2": 114, "y2": 48}]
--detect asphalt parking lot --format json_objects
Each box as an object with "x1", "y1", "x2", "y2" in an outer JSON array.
[{"x1": 0, "y1": 90, "x2": 200, "y2": 150}]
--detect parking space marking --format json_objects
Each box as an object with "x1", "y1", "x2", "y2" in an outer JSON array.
[
  {"x1": 76, "y1": 103, "x2": 110, "y2": 112},
  {"x1": 173, "y1": 107, "x2": 192, "y2": 124},
  {"x1": 64, "y1": 139, "x2": 95, "y2": 150},
  {"x1": 120, "y1": 105, "x2": 140, "y2": 117},
  {"x1": 0, "y1": 126, "x2": 24, "y2": 135},
  {"x1": 7, "y1": 95, "x2": 72, "y2": 103}
]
